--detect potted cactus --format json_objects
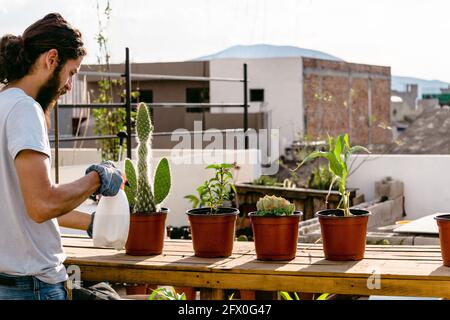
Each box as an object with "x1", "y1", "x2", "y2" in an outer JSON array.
[
  {"x1": 294, "y1": 134, "x2": 370, "y2": 261},
  {"x1": 249, "y1": 195, "x2": 303, "y2": 260},
  {"x1": 124, "y1": 102, "x2": 171, "y2": 256},
  {"x1": 435, "y1": 215, "x2": 450, "y2": 267},
  {"x1": 185, "y1": 163, "x2": 239, "y2": 258}
]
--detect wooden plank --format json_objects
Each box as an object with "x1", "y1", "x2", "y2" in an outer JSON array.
[
  {"x1": 64, "y1": 246, "x2": 245, "y2": 262},
  {"x1": 213, "y1": 256, "x2": 449, "y2": 280},
  {"x1": 62, "y1": 238, "x2": 255, "y2": 255},
  {"x1": 70, "y1": 264, "x2": 450, "y2": 298},
  {"x1": 200, "y1": 288, "x2": 225, "y2": 300}
]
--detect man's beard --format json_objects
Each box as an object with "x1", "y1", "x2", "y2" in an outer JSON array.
[{"x1": 36, "y1": 67, "x2": 65, "y2": 128}]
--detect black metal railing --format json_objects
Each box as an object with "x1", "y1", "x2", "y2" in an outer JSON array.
[{"x1": 51, "y1": 48, "x2": 249, "y2": 183}]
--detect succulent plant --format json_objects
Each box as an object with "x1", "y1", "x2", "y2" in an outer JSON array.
[
  {"x1": 255, "y1": 195, "x2": 295, "y2": 216},
  {"x1": 124, "y1": 102, "x2": 171, "y2": 213}
]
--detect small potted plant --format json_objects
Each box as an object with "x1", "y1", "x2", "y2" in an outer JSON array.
[
  {"x1": 294, "y1": 134, "x2": 370, "y2": 261},
  {"x1": 249, "y1": 195, "x2": 303, "y2": 260},
  {"x1": 185, "y1": 163, "x2": 239, "y2": 258},
  {"x1": 435, "y1": 214, "x2": 450, "y2": 267},
  {"x1": 124, "y1": 102, "x2": 171, "y2": 256}
]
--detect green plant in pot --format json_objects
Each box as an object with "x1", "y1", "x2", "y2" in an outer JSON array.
[
  {"x1": 124, "y1": 102, "x2": 171, "y2": 256},
  {"x1": 185, "y1": 163, "x2": 239, "y2": 258},
  {"x1": 249, "y1": 195, "x2": 303, "y2": 261},
  {"x1": 435, "y1": 214, "x2": 450, "y2": 267},
  {"x1": 293, "y1": 133, "x2": 370, "y2": 261}
]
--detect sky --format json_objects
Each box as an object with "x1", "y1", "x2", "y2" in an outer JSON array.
[{"x1": 1, "y1": 0, "x2": 450, "y2": 82}]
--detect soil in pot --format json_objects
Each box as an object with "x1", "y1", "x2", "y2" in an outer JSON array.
[
  {"x1": 125, "y1": 209, "x2": 168, "y2": 256},
  {"x1": 316, "y1": 209, "x2": 370, "y2": 261},
  {"x1": 435, "y1": 214, "x2": 450, "y2": 267},
  {"x1": 187, "y1": 207, "x2": 239, "y2": 258},
  {"x1": 250, "y1": 211, "x2": 303, "y2": 260}
]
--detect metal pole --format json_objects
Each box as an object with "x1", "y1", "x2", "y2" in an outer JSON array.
[
  {"x1": 125, "y1": 47, "x2": 132, "y2": 159},
  {"x1": 54, "y1": 103, "x2": 59, "y2": 184},
  {"x1": 243, "y1": 63, "x2": 248, "y2": 149}
]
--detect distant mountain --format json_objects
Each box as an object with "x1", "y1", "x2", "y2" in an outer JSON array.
[
  {"x1": 192, "y1": 44, "x2": 343, "y2": 62},
  {"x1": 392, "y1": 76, "x2": 449, "y2": 97}
]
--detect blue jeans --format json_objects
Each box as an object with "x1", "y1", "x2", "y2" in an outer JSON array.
[{"x1": 0, "y1": 273, "x2": 68, "y2": 300}]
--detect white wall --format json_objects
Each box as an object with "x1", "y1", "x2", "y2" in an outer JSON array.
[
  {"x1": 347, "y1": 154, "x2": 450, "y2": 220},
  {"x1": 55, "y1": 149, "x2": 261, "y2": 227},
  {"x1": 209, "y1": 58, "x2": 303, "y2": 152}
]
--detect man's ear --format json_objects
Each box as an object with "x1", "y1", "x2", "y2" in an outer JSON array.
[{"x1": 44, "y1": 49, "x2": 59, "y2": 71}]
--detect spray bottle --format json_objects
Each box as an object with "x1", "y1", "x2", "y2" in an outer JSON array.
[{"x1": 92, "y1": 131, "x2": 130, "y2": 250}]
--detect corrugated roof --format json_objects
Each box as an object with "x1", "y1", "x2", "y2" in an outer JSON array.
[{"x1": 388, "y1": 107, "x2": 450, "y2": 154}]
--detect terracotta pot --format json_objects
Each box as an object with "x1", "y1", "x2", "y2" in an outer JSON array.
[
  {"x1": 186, "y1": 207, "x2": 239, "y2": 258},
  {"x1": 435, "y1": 214, "x2": 450, "y2": 267},
  {"x1": 249, "y1": 211, "x2": 303, "y2": 260},
  {"x1": 125, "y1": 209, "x2": 168, "y2": 256},
  {"x1": 316, "y1": 209, "x2": 370, "y2": 261}
]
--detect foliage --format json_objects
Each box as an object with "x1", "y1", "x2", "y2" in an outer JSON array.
[
  {"x1": 184, "y1": 163, "x2": 237, "y2": 214},
  {"x1": 253, "y1": 195, "x2": 295, "y2": 217},
  {"x1": 124, "y1": 158, "x2": 137, "y2": 207},
  {"x1": 124, "y1": 103, "x2": 171, "y2": 213},
  {"x1": 308, "y1": 165, "x2": 338, "y2": 191},
  {"x1": 93, "y1": 0, "x2": 137, "y2": 161},
  {"x1": 279, "y1": 291, "x2": 330, "y2": 300},
  {"x1": 251, "y1": 175, "x2": 278, "y2": 186},
  {"x1": 148, "y1": 287, "x2": 186, "y2": 300},
  {"x1": 293, "y1": 134, "x2": 369, "y2": 217},
  {"x1": 282, "y1": 178, "x2": 296, "y2": 189}
]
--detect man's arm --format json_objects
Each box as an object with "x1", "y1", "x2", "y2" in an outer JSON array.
[
  {"x1": 15, "y1": 150, "x2": 100, "y2": 223},
  {"x1": 57, "y1": 210, "x2": 92, "y2": 231}
]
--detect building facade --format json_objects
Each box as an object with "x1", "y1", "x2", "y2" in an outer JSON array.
[{"x1": 60, "y1": 57, "x2": 392, "y2": 152}]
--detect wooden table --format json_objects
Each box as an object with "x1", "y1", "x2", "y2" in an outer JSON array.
[{"x1": 62, "y1": 235, "x2": 450, "y2": 299}]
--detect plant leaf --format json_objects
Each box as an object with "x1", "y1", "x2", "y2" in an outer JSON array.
[
  {"x1": 317, "y1": 293, "x2": 330, "y2": 300},
  {"x1": 154, "y1": 157, "x2": 171, "y2": 205},
  {"x1": 350, "y1": 146, "x2": 371, "y2": 154},
  {"x1": 279, "y1": 291, "x2": 293, "y2": 300}
]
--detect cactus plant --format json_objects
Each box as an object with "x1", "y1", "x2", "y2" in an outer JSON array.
[
  {"x1": 124, "y1": 102, "x2": 171, "y2": 214},
  {"x1": 254, "y1": 195, "x2": 295, "y2": 216}
]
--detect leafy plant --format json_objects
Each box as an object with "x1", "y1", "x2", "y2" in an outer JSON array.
[
  {"x1": 124, "y1": 103, "x2": 171, "y2": 213},
  {"x1": 293, "y1": 134, "x2": 369, "y2": 217},
  {"x1": 148, "y1": 287, "x2": 186, "y2": 300},
  {"x1": 251, "y1": 175, "x2": 278, "y2": 186},
  {"x1": 253, "y1": 195, "x2": 295, "y2": 217},
  {"x1": 184, "y1": 163, "x2": 236, "y2": 214},
  {"x1": 92, "y1": 0, "x2": 140, "y2": 161},
  {"x1": 279, "y1": 291, "x2": 330, "y2": 300},
  {"x1": 308, "y1": 165, "x2": 338, "y2": 191}
]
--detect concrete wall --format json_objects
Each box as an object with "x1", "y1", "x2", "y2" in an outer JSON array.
[
  {"x1": 209, "y1": 58, "x2": 304, "y2": 152},
  {"x1": 54, "y1": 149, "x2": 261, "y2": 227},
  {"x1": 347, "y1": 154, "x2": 450, "y2": 220}
]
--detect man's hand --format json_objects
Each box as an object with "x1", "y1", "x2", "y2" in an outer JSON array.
[{"x1": 85, "y1": 161, "x2": 123, "y2": 197}]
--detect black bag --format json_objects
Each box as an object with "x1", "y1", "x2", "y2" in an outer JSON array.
[{"x1": 71, "y1": 282, "x2": 122, "y2": 300}]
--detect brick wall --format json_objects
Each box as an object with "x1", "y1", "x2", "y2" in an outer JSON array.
[{"x1": 303, "y1": 58, "x2": 392, "y2": 146}]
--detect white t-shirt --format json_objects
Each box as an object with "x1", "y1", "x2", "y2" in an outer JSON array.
[{"x1": 0, "y1": 87, "x2": 67, "y2": 284}]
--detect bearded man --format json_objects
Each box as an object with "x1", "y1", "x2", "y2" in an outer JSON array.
[{"x1": 0, "y1": 13, "x2": 123, "y2": 300}]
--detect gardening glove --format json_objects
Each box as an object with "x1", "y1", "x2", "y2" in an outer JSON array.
[{"x1": 85, "y1": 161, "x2": 123, "y2": 197}]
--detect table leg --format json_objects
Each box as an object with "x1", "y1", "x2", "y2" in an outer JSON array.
[{"x1": 200, "y1": 288, "x2": 225, "y2": 300}]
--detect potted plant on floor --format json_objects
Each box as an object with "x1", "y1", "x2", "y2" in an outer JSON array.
[
  {"x1": 293, "y1": 133, "x2": 370, "y2": 261},
  {"x1": 124, "y1": 102, "x2": 172, "y2": 256},
  {"x1": 185, "y1": 163, "x2": 239, "y2": 258},
  {"x1": 435, "y1": 214, "x2": 450, "y2": 267},
  {"x1": 249, "y1": 195, "x2": 303, "y2": 260}
]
